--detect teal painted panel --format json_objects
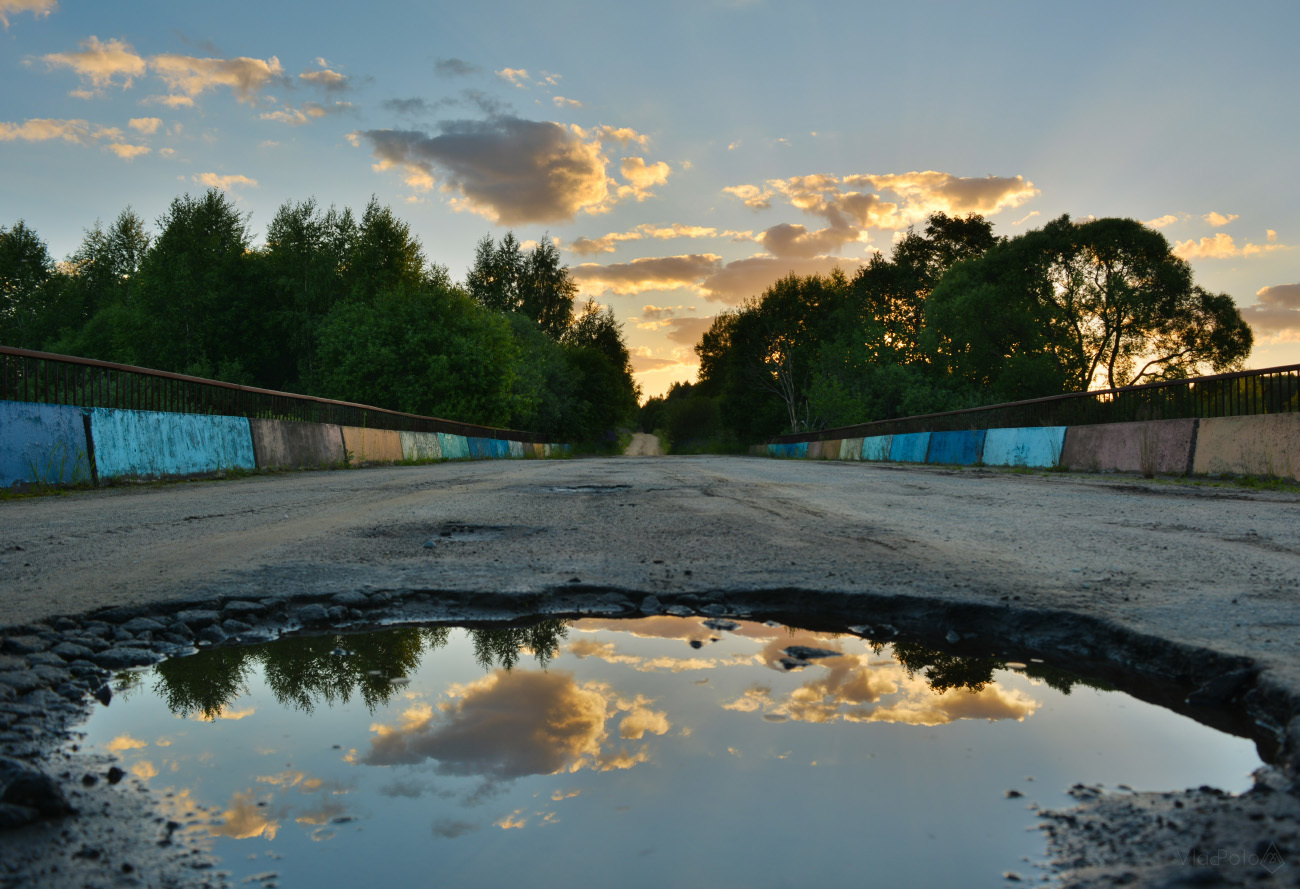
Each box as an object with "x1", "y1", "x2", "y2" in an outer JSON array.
[
  {"x1": 90, "y1": 408, "x2": 254, "y2": 479},
  {"x1": 861, "y1": 435, "x2": 893, "y2": 461},
  {"x1": 467, "y1": 437, "x2": 490, "y2": 459},
  {"x1": 927, "y1": 430, "x2": 986, "y2": 465},
  {"x1": 0, "y1": 401, "x2": 91, "y2": 487},
  {"x1": 983, "y1": 427, "x2": 1067, "y2": 468},
  {"x1": 436, "y1": 433, "x2": 470, "y2": 460},
  {"x1": 399, "y1": 431, "x2": 443, "y2": 461},
  {"x1": 889, "y1": 432, "x2": 931, "y2": 463}
]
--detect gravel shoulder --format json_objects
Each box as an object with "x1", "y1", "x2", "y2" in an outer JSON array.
[{"x1": 2, "y1": 456, "x2": 1299, "y2": 886}]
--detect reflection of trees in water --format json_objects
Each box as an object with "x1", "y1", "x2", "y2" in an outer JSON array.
[
  {"x1": 152, "y1": 621, "x2": 568, "y2": 719},
  {"x1": 889, "y1": 641, "x2": 1110, "y2": 695},
  {"x1": 471, "y1": 622, "x2": 568, "y2": 672}
]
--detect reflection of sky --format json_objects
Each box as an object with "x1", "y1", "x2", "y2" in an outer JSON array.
[{"x1": 80, "y1": 618, "x2": 1261, "y2": 889}]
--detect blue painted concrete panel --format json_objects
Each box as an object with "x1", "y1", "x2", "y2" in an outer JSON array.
[
  {"x1": 467, "y1": 437, "x2": 490, "y2": 459},
  {"x1": 889, "y1": 432, "x2": 931, "y2": 463},
  {"x1": 982, "y1": 426, "x2": 1067, "y2": 468},
  {"x1": 770, "y1": 442, "x2": 807, "y2": 459},
  {"x1": 436, "y1": 433, "x2": 469, "y2": 459},
  {"x1": 90, "y1": 408, "x2": 255, "y2": 479},
  {"x1": 489, "y1": 439, "x2": 510, "y2": 459},
  {"x1": 861, "y1": 435, "x2": 893, "y2": 462},
  {"x1": 0, "y1": 401, "x2": 91, "y2": 487},
  {"x1": 927, "y1": 430, "x2": 986, "y2": 465}
]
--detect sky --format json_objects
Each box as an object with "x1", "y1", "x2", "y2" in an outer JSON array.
[{"x1": 2, "y1": 0, "x2": 1298, "y2": 399}]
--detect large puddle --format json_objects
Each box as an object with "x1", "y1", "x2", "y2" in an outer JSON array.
[{"x1": 78, "y1": 616, "x2": 1260, "y2": 887}]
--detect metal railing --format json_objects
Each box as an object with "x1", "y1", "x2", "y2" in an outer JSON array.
[
  {"x1": 771, "y1": 363, "x2": 1300, "y2": 444},
  {"x1": 0, "y1": 346, "x2": 551, "y2": 443}
]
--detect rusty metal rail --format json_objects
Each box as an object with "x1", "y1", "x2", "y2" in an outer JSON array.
[
  {"x1": 0, "y1": 346, "x2": 551, "y2": 443},
  {"x1": 772, "y1": 363, "x2": 1300, "y2": 444}
]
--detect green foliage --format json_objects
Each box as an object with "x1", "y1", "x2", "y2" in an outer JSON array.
[
  {"x1": 0, "y1": 220, "x2": 60, "y2": 348},
  {"x1": 467, "y1": 232, "x2": 576, "y2": 339}
]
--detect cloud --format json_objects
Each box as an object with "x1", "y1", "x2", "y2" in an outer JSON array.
[
  {"x1": 1144, "y1": 214, "x2": 1180, "y2": 229},
  {"x1": 105, "y1": 142, "x2": 149, "y2": 160},
  {"x1": 361, "y1": 670, "x2": 658, "y2": 783},
  {"x1": 618, "y1": 157, "x2": 671, "y2": 200},
  {"x1": 1173, "y1": 233, "x2": 1294, "y2": 260},
  {"x1": 143, "y1": 94, "x2": 195, "y2": 108},
  {"x1": 0, "y1": 0, "x2": 55, "y2": 28},
  {"x1": 757, "y1": 222, "x2": 862, "y2": 259},
  {"x1": 565, "y1": 224, "x2": 751, "y2": 257},
  {"x1": 383, "y1": 97, "x2": 429, "y2": 116},
  {"x1": 1203, "y1": 211, "x2": 1239, "y2": 227},
  {"x1": 128, "y1": 116, "x2": 161, "y2": 134},
  {"x1": 664, "y1": 316, "x2": 714, "y2": 346},
  {"x1": 553, "y1": 96, "x2": 583, "y2": 108},
  {"x1": 571, "y1": 254, "x2": 723, "y2": 295},
  {"x1": 299, "y1": 60, "x2": 348, "y2": 92},
  {"x1": 261, "y1": 101, "x2": 353, "y2": 125},
  {"x1": 496, "y1": 67, "x2": 530, "y2": 87},
  {"x1": 150, "y1": 53, "x2": 285, "y2": 103},
  {"x1": 358, "y1": 116, "x2": 622, "y2": 224},
  {"x1": 724, "y1": 184, "x2": 772, "y2": 210},
  {"x1": 1268, "y1": 229, "x2": 1278, "y2": 242},
  {"x1": 727, "y1": 171, "x2": 1039, "y2": 232},
  {"x1": 432, "y1": 818, "x2": 480, "y2": 839},
  {"x1": 1012, "y1": 210, "x2": 1041, "y2": 226},
  {"x1": 1240, "y1": 283, "x2": 1300, "y2": 342},
  {"x1": 0, "y1": 117, "x2": 118, "y2": 145},
  {"x1": 629, "y1": 350, "x2": 681, "y2": 372},
  {"x1": 436, "y1": 58, "x2": 479, "y2": 78},
  {"x1": 42, "y1": 36, "x2": 145, "y2": 91},
  {"x1": 193, "y1": 172, "x2": 257, "y2": 191},
  {"x1": 700, "y1": 254, "x2": 853, "y2": 304},
  {"x1": 592, "y1": 125, "x2": 649, "y2": 148}
]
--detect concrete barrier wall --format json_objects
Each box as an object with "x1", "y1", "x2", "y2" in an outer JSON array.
[
  {"x1": 250, "y1": 418, "x2": 344, "y2": 470},
  {"x1": 509, "y1": 440, "x2": 526, "y2": 459},
  {"x1": 839, "y1": 438, "x2": 863, "y2": 461},
  {"x1": 927, "y1": 430, "x2": 985, "y2": 466},
  {"x1": 889, "y1": 432, "x2": 931, "y2": 463},
  {"x1": 1060, "y1": 418, "x2": 1195, "y2": 475},
  {"x1": 1193, "y1": 414, "x2": 1300, "y2": 480},
  {"x1": 983, "y1": 427, "x2": 1067, "y2": 468},
  {"x1": 90, "y1": 408, "x2": 255, "y2": 480},
  {"x1": 0, "y1": 401, "x2": 92, "y2": 488},
  {"x1": 340, "y1": 426, "x2": 403, "y2": 465},
  {"x1": 437, "y1": 433, "x2": 470, "y2": 460},
  {"x1": 399, "y1": 431, "x2": 443, "y2": 462},
  {"x1": 862, "y1": 435, "x2": 893, "y2": 461}
]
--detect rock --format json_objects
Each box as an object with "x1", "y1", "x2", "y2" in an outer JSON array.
[
  {"x1": 92, "y1": 648, "x2": 156, "y2": 669},
  {"x1": 702, "y1": 619, "x2": 740, "y2": 632},
  {"x1": 0, "y1": 757, "x2": 73, "y2": 816},
  {"x1": 0, "y1": 671, "x2": 43, "y2": 694},
  {"x1": 30, "y1": 665, "x2": 72, "y2": 685},
  {"x1": 665, "y1": 605, "x2": 694, "y2": 617},
  {"x1": 783, "y1": 646, "x2": 842, "y2": 661},
  {"x1": 689, "y1": 640, "x2": 704, "y2": 649},
  {"x1": 331, "y1": 591, "x2": 369, "y2": 607},
  {"x1": 221, "y1": 619, "x2": 252, "y2": 635},
  {"x1": 25, "y1": 651, "x2": 67, "y2": 667},
  {"x1": 298, "y1": 604, "x2": 329, "y2": 625},
  {"x1": 63, "y1": 634, "x2": 108, "y2": 652},
  {"x1": 1186, "y1": 668, "x2": 1256, "y2": 707},
  {"x1": 197, "y1": 625, "x2": 226, "y2": 645},
  {"x1": 327, "y1": 606, "x2": 348, "y2": 622},
  {"x1": 52, "y1": 618, "x2": 78, "y2": 632},
  {"x1": 92, "y1": 684, "x2": 112, "y2": 706},
  {"x1": 106, "y1": 766, "x2": 125, "y2": 785},
  {"x1": 121, "y1": 617, "x2": 167, "y2": 634},
  {"x1": 223, "y1": 600, "x2": 265, "y2": 616},
  {"x1": 699, "y1": 603, "x2": 729, "y2": 617},
  {"x1": 174, "y1": 610, "x2": 220, "y2": 628},
  {"x1": 2, "y1": 636, "x2": 48, "y2": 655},
  {"x1": 1005, "y1": 789, "x2": 1024, "y2": 798},
  {"x1": 945, "y1": 629, "x2": 961, "y2": 644},
  {"x1": 49, "y1": 641, "x2": 96, "y2": 660},
  {"x1": 640, "y1": 595, "x2": 662, "y2": 614},
  {"x1": 0, "y1": 802, "x2": 37, "y2": 828}
]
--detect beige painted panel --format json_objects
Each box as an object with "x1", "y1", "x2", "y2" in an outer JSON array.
[
  {"x1": 1193, "y1": 414, "x2": 1300, "y2": 480},
  {"x1": 341, "y1": 426, "x2": 403, "y2": 465}
]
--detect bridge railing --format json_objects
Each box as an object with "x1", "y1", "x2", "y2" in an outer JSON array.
[
  {"x1": 770, "y1": 363, "x2": 1300, "y2": 444},
  {"x1": 0, "y1": 345, "x2": 551, "y2": 444}
]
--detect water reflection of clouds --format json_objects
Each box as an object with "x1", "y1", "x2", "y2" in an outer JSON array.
[{"x1": 362, "y1": 669, "x2": 669, "y2": 783}]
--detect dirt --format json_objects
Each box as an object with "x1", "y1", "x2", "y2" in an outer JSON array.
[
  {"x1": 622, "y1": 432, "x2": 663, "y2": 456},
  {"x1": 2, "y1": 456, "x2": 1300, "y2": 886}
]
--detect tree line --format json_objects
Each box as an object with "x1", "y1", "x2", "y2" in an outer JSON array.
[
  {"x1": 642, "y1": 212, "x2": 1253, "y2": 449},
  {"x1": 0, "y1": 192, "x2": 638, "y2": 441}
]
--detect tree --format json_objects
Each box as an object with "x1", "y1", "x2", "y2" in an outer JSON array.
[
  {"x1": 0, "y1": 220, "x2": 58, "y2": 348},
  {"x1": 343, "y1": 197, "x2": 429, "y2": 300},
  {"x1": 561, "y1": 299, "x2": 639, "y2": 439},
  {"x1": 926, "y1": 215, "x2": 1253, "y2": 393},
  {"x1": 467, "y1": 233, "x2": 576, "y2": 338}
]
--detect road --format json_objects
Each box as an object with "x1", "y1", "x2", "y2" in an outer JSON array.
[
  {"x1": 4, "y1": 455, "x2": 1300, "y2": 887},
  {"x1": 4, "y1": 456, "x2": 1298, "y2": 673}
]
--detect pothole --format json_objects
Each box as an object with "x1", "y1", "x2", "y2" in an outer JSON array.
[
  {"x1": 546, "y1": 484, "x2": 632, "y2": 494},
  {"x1": 64, "y1": 613, "x2": 1270, "y2": 889}
]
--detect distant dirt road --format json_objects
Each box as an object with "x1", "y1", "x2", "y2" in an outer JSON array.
[{"x1": 623, "y1": 432, "x2": 663, "y2": 455}]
